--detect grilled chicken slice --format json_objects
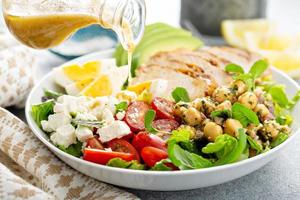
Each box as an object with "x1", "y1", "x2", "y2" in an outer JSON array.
[
  {"x1": 204, "y1": 46, "x2": 262, "y2": 71},
  {"x1": 149, "y1": 50, "x2": 232, "y2": 86},
  {"x1": 131, "y1": 46, "x2": 267, "y2": 100},
  {"x1": 132, "y1": 65, "x2": 208, "y2": 100}
]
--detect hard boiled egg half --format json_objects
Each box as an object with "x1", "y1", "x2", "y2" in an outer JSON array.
[{"x1": 53, "y1": 59, "x2": 129, "y2": 97}]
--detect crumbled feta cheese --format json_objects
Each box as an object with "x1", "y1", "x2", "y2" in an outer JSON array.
[
  {"x1": 53, "y1": 103, "x2": 65, "y2": 113},
  {"x1": 57, "y1": 95, "x2": 89, "y2": 114},
  {"x1": 75, "y1": 125, "x2": 93, "y2": 142},
  {"x1": 50, "y1": 124, "x2": 76, "y2": 148},
  {"x1": 48, "y1": 113, "x2": 71, "y2": 131},
  {"x1": 97, "y1": 121, "x2": 130, "y2": 143},
  {"x1": 75, "y1": 113, "x2": 97, "y2": 121},
  {"x1": 105, "y1": 96, "x2": 119, "y2": 113},
  {"x1": 116, "y1": 111, "x2": 125, "y2": 121},
  {"x1": 102, "y1": 108, "x2": 115, "y2": 124},
  {"x1": 150, "y1": 79, "x2": 168, "y2": 97},
  {"x1": 41, "y1": 120, "x2": 53, "y2": 132}
]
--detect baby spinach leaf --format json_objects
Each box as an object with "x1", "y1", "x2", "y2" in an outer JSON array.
[
  {"x1": 172, "y1": 87, "x2": 190, "y2": 103},
  {"x1": 107, "y1": 158, "x2": 145, "y2": 170},
  {"x1": 151, "y1": 159, "x2": 172, "y2": 171},
  {"x1": 211, "y1": 109, "x2": 232, "y2": 119},
  {"x1": 270, "y1": 132, "x2": 289, "y2": 148},
  {"x1": 249, "y1": 60, "x2": 268, "y2": 79},
  {"x1": 232, "y1": 103, "x2": 259, "y2": 127},
  {"x1": 43, "y1": 89, "x2": 63, "y2": 101},
  {"x1": 144, "y1": 109, "x2": 158, "y2": 133},
  {"x1": 31, "y1": 100, "x2": 55, "y2": 128},
  {"x1": 58, "y1": 142, "x2": 83, "y2": 157},
  {"x1": 268, "y1": 85, "x2": 292, "y2": 109},
  {"x1": 225, "y1": 63, "x2": 245, "y2": 74},
  {"x1": 214, "y1": 128, "x2": 247, "y2": 166},
  {"x1": 168, "y1": 142, "x2": 212, "y2": 170},
  {"x1": 115, "y1": 101, "x2": 128, "y2": 112},
  {"x1": 247, "y1": 136, "x2": 262, "y2": 153}
]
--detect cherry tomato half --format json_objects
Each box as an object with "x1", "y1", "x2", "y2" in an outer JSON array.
[
  {"x1": 125, "y1": 101, "x2": 151, "y2": 132},
  {"x1": 132, "y1": 132, "x2": 167, "y2": 152},
  {"x1": 86, "y1": 136, "x2": 104, "y2": 150},
  {"x1": 153, "y1": 119, "x2": 179, "y2": 132},
  {"x1": 107, "y1": 139, "x2": 140, "y2": 162},
  {"x1": 141, "y1": 147, "x2": 168, "y2": 167},
  {"x1": 151, "y1": 97, "x2": 175, "y2": 119},
  {"x1": 83, "y1": 148, "x2": 134, "y2": 165}
]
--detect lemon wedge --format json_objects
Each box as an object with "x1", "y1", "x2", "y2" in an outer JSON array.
[
  {"x1": 261, "y1": 51, "x2": 300, "y2": 77},
  {"x1": 221, "y1": 19, "x2": 275, "y2": 48}
]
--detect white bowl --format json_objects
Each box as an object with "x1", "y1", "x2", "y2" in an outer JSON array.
[{"x1": 25, "y1": 50, "x2": 300, "y2": 191}]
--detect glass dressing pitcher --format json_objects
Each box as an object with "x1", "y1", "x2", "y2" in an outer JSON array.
[{"x1": 2, "y1": 0, "x2": 146, "y2": 51}]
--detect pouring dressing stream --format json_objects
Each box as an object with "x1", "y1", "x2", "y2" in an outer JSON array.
[{"x1": 3, "y1": 0, "x2": 146, "y2": 80}]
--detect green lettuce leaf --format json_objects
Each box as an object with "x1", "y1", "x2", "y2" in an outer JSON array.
[
  {"x1": 225, "y1": 63, "x2": 245, "y2": 74},
  {"x1": 214, "y1": 129, "x2": 247, "y2": 166},
  {"x1": 115, "y1": 101, "x2": 128, "y2": 112},
  {"x1": 270, "y1": 132, "x2": 289, "y2": 148},
  {"x1": 172, "y1": 87, "x2": 190, "y2": 103},
  {"x1": 107, "y1": 158, "x2": 145, "y2": 170},
  {"x1": 268, "y1": 85, "x2": 293, "y2": 109},
  {"x1": 169, "y1": 128, "x2": 191, "y2": 143},
  {"x1": 211, "y1": 109, "x2": 232, "y2": 119},
  {"x1": 58, "y1": 142, "x2": 83, "y2": 157},
  {"x1": 151, "y1": 159, "x2": 172, "y2": 171},
  {"x1": 248, "y1": 60, "x2": 268, "y2": 79},
  {"x1": 31, "y1": 100, "x2": 55, "y2": 128},
  {"x1": 168, "y1": 142, "x2": 212, "y2": 170},
  {"x1": 144, "y1": 109, "x2": 158, "y2": 133},
  {"x1": 43, "y1": 89, "x2": 63, "y2": 100},
  {"x1": 247, "y1": 136, "x2": 263, "y2": 153},
  {"x1": 232, "y1": 103, "x2": 259, "y2": 127}
]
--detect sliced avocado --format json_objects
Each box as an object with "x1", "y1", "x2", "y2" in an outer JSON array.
[
  {"x1": 131, "y1": 35, "x2": 203, "y2": 76},
  {"x1": 120, "y1": 26, "x2": 191, "y2": 66}
]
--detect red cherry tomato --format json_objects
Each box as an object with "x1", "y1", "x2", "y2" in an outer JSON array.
[
  {"x1": 83, "y1": 148, "x2": 133, "y2": 165},
  {"x1": 86, "y1": 136, "x2": 104, "y2": 150},
  {"x1": 152, "y1": 119, "x2": 179, "y2": 132},
  {"x1": 107, "y1": 139, "x2": 140, "y2": 162},
  {"x1": 121, "y1": 132, "x2": 134, "y2": 142},
  {"x1": 132, "y1": 132, "x2": 167, "y2": 152},
  {"x1": 151, "y1": 97, "x2": 175, "y2": 119},
  {"x1": 125, "y1": 101, "x2": 151, "y2": 132},
  {"x1": 141, "y1": 147, "x2": 168, "y2": 167},
  {"x1": 165, "y1": 163, "x2": 179, "y2": 171}
]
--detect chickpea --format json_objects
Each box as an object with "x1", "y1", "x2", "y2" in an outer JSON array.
[
  {"x1": 238, "y1": 92, "x2": 258, "y2": 109},
  {"x1": 224, "y1": 119, "x2": 243, "y2": 137},
  {"x1": 192, "y1": 97, "x2": 216, "y2": 115},
  {"x1": 212, "y1": 86, "x2": 234, "y2": 103},
  {"x1": 216, "y1": 100, "x2": 232, "y2": 111},
  {"x1": 204, "y1": 122, "x2": 223, "y2": 142},
  {"x1": 254, "y1": 104, "x2": 270, "y2": 117},
  {"x1": 262, "y1": 120, "x2": 279, "y2": 139},
  {"x1": 174, "y1": 102, "x2": 189, "y2": 117},
  {"x1": 183, "y1": 107, "x2": 205, "y2": 126},
  {"x1": 231, "y1": 80, "x2": 247, "y2": 96}
]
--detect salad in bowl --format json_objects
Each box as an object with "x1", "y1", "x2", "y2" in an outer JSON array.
[
  {"x1": 31, "y1": 55, "x2": 299, "y2": 172},
  {"x1": 29, "y1": 23, "x2": 300, "y2": 175}
]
